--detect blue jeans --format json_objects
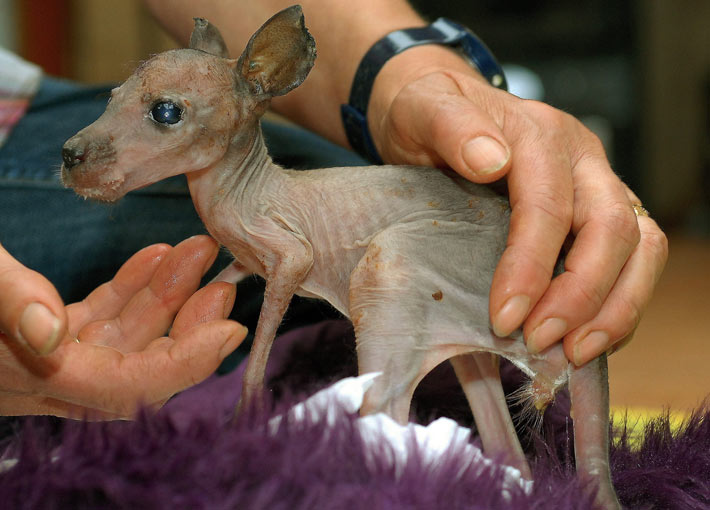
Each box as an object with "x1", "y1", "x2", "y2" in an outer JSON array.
[{"x1": 0, "y1": 78, "x2": 364, "y2": 367}]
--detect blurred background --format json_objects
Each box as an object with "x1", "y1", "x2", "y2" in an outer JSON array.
[{"x1": 1, "y1": 0, "x2": 708, "y2": 413}]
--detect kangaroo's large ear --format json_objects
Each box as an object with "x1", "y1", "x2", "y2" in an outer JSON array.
[
  {"x1": 189, "y1": 18, "x2": 230, "y2": 58},
  {"x1": 237, "y1": 5, "x2": 316, "y2": 97}
]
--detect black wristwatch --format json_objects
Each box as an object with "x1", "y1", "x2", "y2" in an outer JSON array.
[{"x1": 341, "y1": 18, "x2": 507, "y2": 164}]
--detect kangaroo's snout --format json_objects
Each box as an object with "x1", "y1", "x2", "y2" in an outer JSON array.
[
  {"x1": 60, "y1": 131, "x2": 123, "y2": 201},
  {"x1": 60, "y1": 133, "x2": 116, "y2": 174},
  {"x1": 61, "y1": 141, "x2": 85, "y2": 170}
]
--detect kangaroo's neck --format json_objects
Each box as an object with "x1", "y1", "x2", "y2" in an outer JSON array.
[{"x1": 186, "y1": 123, "x2": 285, "y2": 218}]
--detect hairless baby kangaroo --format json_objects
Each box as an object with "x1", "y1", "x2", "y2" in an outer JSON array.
[{"x1": 61, "y1": 6, "x2": 620, "y2": 508}]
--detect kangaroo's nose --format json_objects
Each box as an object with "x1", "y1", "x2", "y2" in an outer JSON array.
[{"x1": 62, "y1": 144, "x2": 85, "y2": 170}]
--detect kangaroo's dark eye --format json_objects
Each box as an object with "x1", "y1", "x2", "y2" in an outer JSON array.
[{"x1": 150, "y1": 101, "x2": 182, "y2": 125}]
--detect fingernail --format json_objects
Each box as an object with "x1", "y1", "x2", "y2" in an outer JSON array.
[
  {"x1": 462, "y1": 136, "x2": 510, "y2": 175},
  {"x1": 18, "y1": 303, "x2": 62, "y2": 355},
  {"x1": 219, "y1": 325, "x2": 248, "y2": 359},
  {"x1": 527, "y1": 318, "x2": 567, "y2": 354},
  {"x1": 573, "y1": 330, "x2": 609, "y2": 366},
  {"x1": 492, "y1": 295, "x2": 530, "y2": 337}
]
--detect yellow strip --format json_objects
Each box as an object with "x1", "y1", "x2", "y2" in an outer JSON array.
[{"x1": 610, "y1": 407, "x2": 689, "y2": 448}]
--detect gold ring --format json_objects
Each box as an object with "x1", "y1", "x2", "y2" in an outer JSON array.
[{"x1": 632, "y1": 204, "x2": 649, "y2": 217}]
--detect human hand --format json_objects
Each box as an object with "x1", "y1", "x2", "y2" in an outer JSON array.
[
  {"x1": 0, "y1": 235, "x2": 247, "y2": 418},
  {"x1": 0, "y1": 242, "x2": 67, "y2": 356},
  {"x1": 367, "y1": 46, "x2": 668, "y2": 366}
]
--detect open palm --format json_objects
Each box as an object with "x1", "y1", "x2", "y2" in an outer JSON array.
[{"x1": 0, "y1": 236, "x2": 246, "y2": 419}]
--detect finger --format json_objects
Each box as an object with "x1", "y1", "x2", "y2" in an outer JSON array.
[
  {"x1": 47, "y1": 320, "x2": 247, "y2": 417},
  {"x1": 488, "y1": 113, "x2": 575, "y2": 337},
  {"x1": 563, "y1": 215, "x2": 668, "y2": 366},
  {"x1": 523, "y1": 149, "x2": 641, "y2": 353},
  {"x1": 158, "y1": 319, "x2": 246, "y2": 395},
  {"x1": 0, "y1": 243, "x2": 67, "y2": 355},
  {"x1": 382, "y1": 73, "x2": 511, "y2": 182},
  {"x1": 66, "y1": 243, "x2": 171, "y2": 336},
  {"x1": 170, "y1": 281, "x2": 237, "y2": 338},
  {"x1": 77, "y1": 236, "x2": 219, "y2": 350},
  {"x1": 524, "y1": 186, "x2": 640, "y2": 352}
]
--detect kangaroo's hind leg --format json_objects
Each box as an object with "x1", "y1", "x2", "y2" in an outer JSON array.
[
  {"x1": 450, "y1": 353, "x2": 532, "y2": 478},
  {"x1": 569, "y1": 354, "x2": 621, "y2": 509}
]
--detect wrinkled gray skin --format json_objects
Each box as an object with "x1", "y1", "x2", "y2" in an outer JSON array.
[{"x1": 60, "y1": 7, "x2": 620, "y2": 508}]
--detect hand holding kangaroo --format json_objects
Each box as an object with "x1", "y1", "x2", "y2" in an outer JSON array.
[{"x1": 61, "y1": 6, "x2": 620, "y2": 508}]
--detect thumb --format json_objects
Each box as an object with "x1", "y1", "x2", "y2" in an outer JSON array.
[
  {"x1": 423, "y1": 94, "x2": 511, "y2": 183},
  {"x1": 0, "y1": 244, "x2": 67, "y2": 355},
  {"x1": 382, "y1": 73, "x2": 513, "y2": 184}
]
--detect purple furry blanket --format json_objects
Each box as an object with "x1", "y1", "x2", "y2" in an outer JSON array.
[{"x1": 0, "y1": 320, "x2": 708, "y2": 509}]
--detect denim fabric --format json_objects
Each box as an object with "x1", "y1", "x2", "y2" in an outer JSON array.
[{"x1": 0, "y1": 78, "x2": 363, "y2": 351}]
